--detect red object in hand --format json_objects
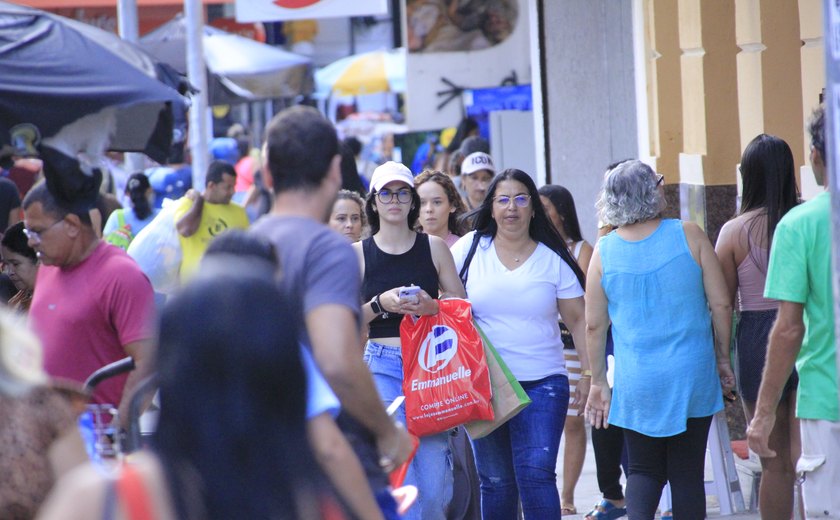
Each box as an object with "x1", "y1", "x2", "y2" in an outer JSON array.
[
  {"x1": 274, "y1": 0, "x2": 320, "y2": 7},
  {"x1": 399, "y1": 299, "x2": 494, "y2": 437},
  {"x1": 389, "y1": 434, "x2": 420, "y2": 488}
]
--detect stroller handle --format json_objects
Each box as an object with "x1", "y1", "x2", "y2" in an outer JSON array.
[{"x1": 84, "y1": 357, "x2": 135, "y2": 391}]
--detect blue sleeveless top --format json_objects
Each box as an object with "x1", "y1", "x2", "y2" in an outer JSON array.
[{"x1": 600, "y1": 219, "x2": 723, "y2": 437}]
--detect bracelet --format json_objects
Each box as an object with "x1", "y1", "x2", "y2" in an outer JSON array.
[{"x1": 581, "y1": 369, "x2": 592, "y2": 377}]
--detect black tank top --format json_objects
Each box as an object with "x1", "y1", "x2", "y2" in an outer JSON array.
[{"x1": 361, "y1": 233, "x2": 440, "y2": 338}]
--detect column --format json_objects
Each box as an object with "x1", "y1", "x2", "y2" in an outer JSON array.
[
  {"x1": 678, "y1": 0, "x2": 741, "y2": 242},
  {"x1": 799, "y1": 0, "x2": 826, "y2": 199},
  {"x1": 735, "y1": 0, "x2": 805, "y2": 190},
  {"x1": 644, "y1": 0, "x2": 683, "y2": 218}
]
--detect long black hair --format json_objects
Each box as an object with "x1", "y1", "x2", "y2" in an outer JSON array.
[
  {"x1": 538, "y1": 184, "x2": 584, "y2": 242},
  {"x1": 460, "y1": 169, "x2": 585, "y2": 287},
  {"x1": 154, "y1": 276, "x2": 323, "y2": 519},
  {"x1": 126, "y1": 172, "x2": 153, "y2": 220},
  {"x1": 739, "y1": 134, "x2": 799, "y2": 263}
]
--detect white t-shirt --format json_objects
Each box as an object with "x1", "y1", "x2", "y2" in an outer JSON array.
[{"x1": 451, "y1": 232, "x2": 584, "y2": 381}]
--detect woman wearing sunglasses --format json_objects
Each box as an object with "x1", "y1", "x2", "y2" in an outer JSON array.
[
  {"x1": 451, "y1": 169, "x2": 590, "y2": 519},
  {"x1": 354, "y1": 162, "x2": 466, "y2": 520}
]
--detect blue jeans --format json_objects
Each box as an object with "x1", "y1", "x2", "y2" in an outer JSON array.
[
  {"x1": 471, "y1": 374, "x2": 569, "y2": 520},
  {"x1": 363, "y1": 341, "x2": 453, "y2": 520}
]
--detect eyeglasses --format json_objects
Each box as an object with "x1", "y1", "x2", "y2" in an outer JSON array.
[
  {"x1": 377, "y1": 188, "x2": 413, "y2": 205},
  {"x1": 23, "y1": 219, "x2": 64, "y2": 243},
  {"x1": 656, "y1": 174, "x2": 665, "y2": 186},
  {"x1": 494, "y1": 194, "x2": 531, "y2": 208}
]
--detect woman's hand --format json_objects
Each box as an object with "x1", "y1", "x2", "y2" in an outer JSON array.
[
  {"x1": 718, "y1": 359, "x2": 736, "y2": 397},
  {"x1": 585, "y1": 382, "x2": 612, "y2": 429},
  {"x1": 400, "y1": 289, "x2": 439, "y2": 316},
  {"x1": 572, "y1": 376, "x2": 591, "y2": 416}
]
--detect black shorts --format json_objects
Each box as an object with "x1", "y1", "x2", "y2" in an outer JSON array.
[{"x1": 735, "y1": 309, "x2": 798, "y2": 403}]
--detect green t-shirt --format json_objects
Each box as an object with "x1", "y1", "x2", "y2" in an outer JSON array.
[{"x1": 765, "y1": 191, "x2": 838, "y2": 421}]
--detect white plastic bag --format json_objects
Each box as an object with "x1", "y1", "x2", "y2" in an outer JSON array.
[{"x1": 127, "y1": 198, "x2": 182, "y2": 295}]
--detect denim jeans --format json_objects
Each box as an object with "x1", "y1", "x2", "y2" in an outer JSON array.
[
  {"x1": 363, "y1": 341, "x2": 453, "y2": 520},
  {"x1": 471, "y1": 374, "x2": 569, "y2": 520}
]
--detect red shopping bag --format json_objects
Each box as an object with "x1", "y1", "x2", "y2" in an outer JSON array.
[{"x1": 400, "y1": 299, "x2": 493, "y2": 437}]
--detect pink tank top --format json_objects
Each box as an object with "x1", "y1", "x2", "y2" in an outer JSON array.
[{"x1": 737, "y1": 242, "x2": 778, "y2": 311}]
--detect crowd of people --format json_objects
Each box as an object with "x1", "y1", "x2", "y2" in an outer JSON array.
[{"x1": 0, "y1": 104, "x2": 835, "y2": 520}]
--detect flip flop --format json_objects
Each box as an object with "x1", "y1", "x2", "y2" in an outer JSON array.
[
  {"x1": 562, "y1": 505, "x2": 578, "y2": 515},
  {"x1": 584, "y1": 499, "x2": 627, "y2": 520}
]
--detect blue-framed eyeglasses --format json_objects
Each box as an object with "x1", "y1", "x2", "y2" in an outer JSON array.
[
  {"x1": 494, "y1": 194, "x2": 531, "y2": 208},
  {"x1": 377, "y1": 188, "x2": 413, "y2": 205}
]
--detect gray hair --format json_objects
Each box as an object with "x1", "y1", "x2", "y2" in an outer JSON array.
[{"x1": 596, "y1": 160, "x2": 664, "y2": 227}]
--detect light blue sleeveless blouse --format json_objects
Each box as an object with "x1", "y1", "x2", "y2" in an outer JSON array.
[{"x1": 600, "y1": 219, "x2": 723, "y2": 437}]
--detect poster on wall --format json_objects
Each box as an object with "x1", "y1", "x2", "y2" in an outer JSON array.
[
  {"x1": 235, "y1": 0, "x2": 388, "y2": 23},
  {"x1": 405, "y1": 0, "x2": 529, "y2": 131},
  {"x1": 406, "y1": 0, "x2": 519, "y2": 53}
]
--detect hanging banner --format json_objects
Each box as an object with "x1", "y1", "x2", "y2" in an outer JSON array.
[{"x1": 235, "y1": 0, "x2": 388, "y2": 23}]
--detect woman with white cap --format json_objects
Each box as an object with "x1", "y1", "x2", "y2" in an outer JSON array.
[{"x1": 353, "y1": 161, "x2": 466, "y2": 520}]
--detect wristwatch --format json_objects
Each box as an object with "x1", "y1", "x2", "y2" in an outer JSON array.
[{"x1": 370, "y1": 293, "x2": 384, "y2": 315}]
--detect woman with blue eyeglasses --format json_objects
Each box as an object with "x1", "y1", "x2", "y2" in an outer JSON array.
[
  {"x1": 450, "y1": 168, "x2": 590, "y2": 520},
  {"x1": 353, "y1": 162, "x2": 466, "y2": 520}
]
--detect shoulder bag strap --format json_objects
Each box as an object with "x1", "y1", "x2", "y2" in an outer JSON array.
[{"x1": 458, "y1": 233, "x2": 482, "y2": 288}]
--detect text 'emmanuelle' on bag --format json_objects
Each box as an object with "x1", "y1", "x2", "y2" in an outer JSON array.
[{"x1": 399, "y1": 299, "x2": 493, "y2": 437}]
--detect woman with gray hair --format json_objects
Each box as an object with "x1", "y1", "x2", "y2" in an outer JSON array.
[{"x1": 584, "y1": 160, "x2": 736, "y2": 519}]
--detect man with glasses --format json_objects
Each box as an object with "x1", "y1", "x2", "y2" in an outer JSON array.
[
  {"x1": 23, "y1": 180, "x2": 155, "y2": 427},
  {"x1": 461, "y1": 151, "x2": 495, "y2": 211}
]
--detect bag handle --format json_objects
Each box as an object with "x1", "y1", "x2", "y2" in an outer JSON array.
[
  {"x1": 458, "y1": 232, "x2": 482, "y2": 288},
  {"x1": 116, "y1": 464, "x2": 157, "y2": 520}
]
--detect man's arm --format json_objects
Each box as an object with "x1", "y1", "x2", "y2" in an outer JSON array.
[
  {"x1": 306, "y1": 304, "x2": 413, "y2": 470},
  {"x1": 747, "y1": 301, "x2": 805, "y2": 457},
  {"x1": 118, "y1": 338, "x2": 155, "y2": 429},
  {"x1": 175, "y1": 190, "x2": 203, "y2": 237},
  {"x1": 307, "y1": 413, "x2": 384, "y2": 520}
]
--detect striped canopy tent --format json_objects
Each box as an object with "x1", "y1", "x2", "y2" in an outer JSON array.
[{"x1": 315, "y1": 47, "x2": 406, "y2": 97}]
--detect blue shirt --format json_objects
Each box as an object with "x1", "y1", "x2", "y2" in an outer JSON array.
[
  {"x1": 600, "y1": 219, "x2": 723, "y2": 436},
  {"x1": 301, "y1": 346, "x2": 340, "y2": 419}
]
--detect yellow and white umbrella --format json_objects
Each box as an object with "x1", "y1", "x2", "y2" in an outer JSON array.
[{"x1": 315, "y1": 48, "x2": 406, "y2": 97}]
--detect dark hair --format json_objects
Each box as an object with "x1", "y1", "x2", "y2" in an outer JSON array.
[
  {"x1": 460, "y1": 169, "x2": 585, "y2": 287},
  {"x1": 1, "y1": 222, "x2": 36, "y2": 261},
  {"x1": 739, "y1": 134, "x2": 799, "y2": 264},
  {"x1": 205, "y1": 160, "x2": 236, "y2": 186},
  {"x1": 808, "y1": 104, "x2": 825, "y2": 160},
  {"x1": 459, "y1": 136, "x2": 489, "y2": 156},
  {"x1": 538, "y1": 185, "x2": 584, "y2": 242},
  {"x1": 339, "y1": 142, "x2": 367, "y2": 195},
  {"x1": 22, "y1": 181, "x2": 92, "y2": 227},
  {"x1": 264, "y1": 106, "x2": 339, "y2": 193},
  {"x1": 448, "y1": 150, "x2": 465, "y2": 177},
  {"x1": 414, "y1": 170, "x2": 467, "y2": 235},
  {"x1": 343, "y1": 136, "x2": 362, "y2": 157},
  {"x1": 154, "y1": 276, "x2": 322, "y2": 520},
  {"x1": 125, "y1": 172, "x2": 153, "y2": 220},
  {"x1": 364, "y1": 187, "x2": 421, "y2": 235},
  {"x1": 446, "y1": 117, "x2": 479, "y2": 154}
]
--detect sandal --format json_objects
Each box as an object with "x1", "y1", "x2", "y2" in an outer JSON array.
[
  {"x1": 584, "y1": 499, "x2": 627, "y2": 520},
  {"x1": 562, "y1": 505, "x2": 578, "y2": 516}
]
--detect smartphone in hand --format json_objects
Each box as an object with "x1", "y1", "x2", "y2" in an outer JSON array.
[{"x1": 398, "y1": 286, "x2": 421, "y2": 304}]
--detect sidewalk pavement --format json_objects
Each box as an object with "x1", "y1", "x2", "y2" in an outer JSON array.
[{"x1": 556, "y1": 424, "x2": 762, "y2": 519}]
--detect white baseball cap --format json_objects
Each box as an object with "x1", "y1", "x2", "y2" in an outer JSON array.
[
  {"x1": 370, "y1": 161, "x2": 415, "y2": 192},
  {"x1": 461, "y1": 152, "x2": 495, "y2": 176}
]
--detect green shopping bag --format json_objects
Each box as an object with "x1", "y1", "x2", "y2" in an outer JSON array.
[{"x1": 464, "y1": 323, "x2": 532, "y2": 439}]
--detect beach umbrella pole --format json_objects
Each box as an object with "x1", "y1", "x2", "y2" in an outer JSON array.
[{"x1": 117, "y1": 0, "x2": 146, "y2": 174}]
